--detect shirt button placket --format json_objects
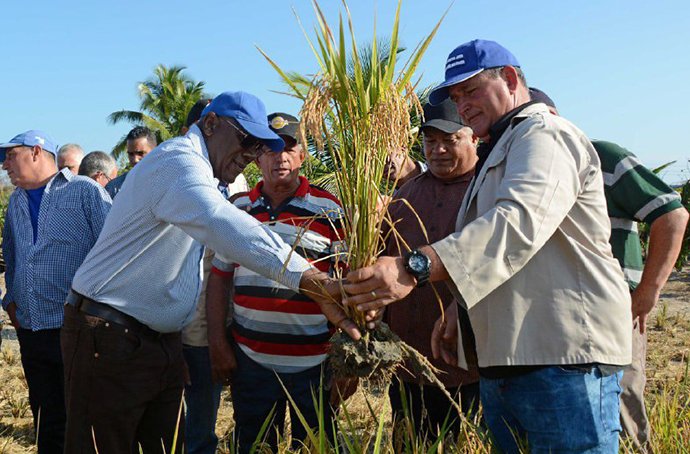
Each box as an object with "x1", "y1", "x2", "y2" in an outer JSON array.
[{"x1": 26, "y1": 258, "x2": 35, "y2": 328}]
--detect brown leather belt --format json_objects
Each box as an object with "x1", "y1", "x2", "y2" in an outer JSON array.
[{"x1": 66, "y1": 290, "x2": 166, "y2": 338}]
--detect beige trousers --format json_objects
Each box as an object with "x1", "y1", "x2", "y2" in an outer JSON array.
[{"x1": 620, "y1": 323, "x2": 649, "y2": 450}]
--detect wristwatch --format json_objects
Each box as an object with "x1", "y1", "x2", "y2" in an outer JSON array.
[{"x1": 403, "y1": 249, "x2": 431, "y2": 288}]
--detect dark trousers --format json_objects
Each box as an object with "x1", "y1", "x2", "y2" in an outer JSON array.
[
  {"x1": 61, "y1": 304, "x2": 186, "y2": 454},
  {"x1": 389, "y1": 378, "x2": 480, "y2": 437},
  {"x1": 183, "y1": 345, "x2": 222, "y2": 454},
  {"x1": 16, "y1": 328, "x2": 66, "y2": 454},
  {"x1": 231, "y1": 344, "x2": 333, "y2": 454}
]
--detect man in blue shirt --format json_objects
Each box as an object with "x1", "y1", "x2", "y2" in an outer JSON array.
[
  {"x1": 63, "y1": 92, "x2": 361, "y2": 454},
  {"x1": 105, "y1": 126, "x2": 157, "y2": 198},
  {"x1": 0, "y1": 130, "x2": 112, "y2": 454}
]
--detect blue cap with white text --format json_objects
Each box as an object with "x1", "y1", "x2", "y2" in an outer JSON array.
[
  {"x1": 0, "y1": 130, "x2": 58, "y2": 162},
  {"x1": 428, "y1": 39, "x2": 520, "y2": 105},
  {"x1": 201, "y1": 91, "x2": 285, "y2": 152}
]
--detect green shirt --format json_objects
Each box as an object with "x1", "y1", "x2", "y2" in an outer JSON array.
[{"x1": 594, "y1": 140, "x2": 683, "y2": 290}]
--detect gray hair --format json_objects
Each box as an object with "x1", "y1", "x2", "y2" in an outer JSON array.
[
  {"x1": 482, "y1": 66, "x2": 528, "y2": 88},
  {"x1": 57, "y1": 143, "x2": 85, "y2": 159},
  {"x1": 78, "y1": 151, "x2": 117, "y2": 178}
]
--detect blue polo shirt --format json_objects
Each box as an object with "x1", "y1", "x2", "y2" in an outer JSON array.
[{"x1": 26, "y1": 186, "x2": 46, "y2": 243}]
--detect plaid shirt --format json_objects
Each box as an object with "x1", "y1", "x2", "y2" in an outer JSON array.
[{"x1": 2, "y1": 169, "x2": 112, "y2": 330}]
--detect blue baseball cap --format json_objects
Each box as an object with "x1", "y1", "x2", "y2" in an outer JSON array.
[
  {"x1": 0, "y1": 130, "x2": 58, "y2": 162},
  {"x1": 201, "y1": 91, "x2": 285, "y2": 152},
  {"x1": 428, "y1": 39, "x2": 520, "y2": 105}
]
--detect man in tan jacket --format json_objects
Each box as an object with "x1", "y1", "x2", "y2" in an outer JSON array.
[{"x1": 344, "y1": 39, "x2": 632, "y2": 453}]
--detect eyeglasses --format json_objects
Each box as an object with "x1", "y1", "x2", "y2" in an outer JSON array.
[
  {"x1": 219, "y1": 117, "x2": 267, "y2": 157},
  {"x1": 94, "y1": 171, "x2": 113, "y2": 183}
]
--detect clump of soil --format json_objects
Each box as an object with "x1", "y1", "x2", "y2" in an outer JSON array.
[
  {"x1": 329, "y1": 323, "x2": 405, "y2": 381},
  {"x1": 329, "y1": 323, "x2": 448, "y2": 399}
]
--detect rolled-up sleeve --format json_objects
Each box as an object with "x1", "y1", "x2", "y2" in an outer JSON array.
[
  {"x1": 431, "y1": 120, "x2": 590, "y2": 308},
  {"x1": 151, "y1": 161, "x2": 311, "y2": 291}
]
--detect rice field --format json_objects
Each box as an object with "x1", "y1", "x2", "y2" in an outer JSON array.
[{"x1": 0, "y1": 268, "x2": 688, "y2": 453}]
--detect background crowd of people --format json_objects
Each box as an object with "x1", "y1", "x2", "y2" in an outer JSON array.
[{"x1": 0, "y1": 37, "x2": 688, "y2": 454}]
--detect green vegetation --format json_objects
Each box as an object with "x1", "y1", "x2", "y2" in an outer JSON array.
[
  {"x1": 259, "y1": 0, "x2": 443, "y2": 321},
  {"x1": 107, "y1": 64, "x2": 208, "y2": 157},
  {"x1": 0, "y1": 186, "x2": 12, "y2": 235}
]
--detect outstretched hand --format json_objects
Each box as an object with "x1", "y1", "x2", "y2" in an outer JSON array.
[
  {"x1": 342, "y1": 256, "x2": 415, "y2": 312},
  {"x1": 300, "y1": 269, "x2": 362, "y2": 341}
]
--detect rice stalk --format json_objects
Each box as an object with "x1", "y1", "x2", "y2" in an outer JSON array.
[{"x1": 259, "y1": 0, "x2": 452, "y2": 405}]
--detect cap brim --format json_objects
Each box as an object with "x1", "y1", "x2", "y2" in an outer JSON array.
[
  {"x1": 270, "y1": 124, "x2": 300, "y2": 142},
  {"x1": 0, "y1": 143, "x2": 22, "y2": 162},
  {"x1": 421, "y1": 119, "x2": 464, "y2": 134},
  {"x1": 428, "y1": 68, "x2": 484, "y2": 105},
  {"x1": 236, "y1": 119, "x2": 285, "y2": 152},
  {"x1": 278, "y1": 133, "x2": 298, "y2": 144}
]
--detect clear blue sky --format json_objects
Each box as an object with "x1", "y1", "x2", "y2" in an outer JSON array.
[{"x1": 2, "y1": 0, "x2": 688, "y2": 183}]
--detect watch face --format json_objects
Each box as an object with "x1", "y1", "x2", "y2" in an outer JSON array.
[{"x1": 409, "y1": 253, "x2": 428, "y2": 273}]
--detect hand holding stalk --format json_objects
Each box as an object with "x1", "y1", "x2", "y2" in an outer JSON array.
[
  {"x1": 343, "y1": 256, "x2": 416, "y2": 312},
  {"x1": 300, "y1": 268, "x2": 362, "y2": 340}
]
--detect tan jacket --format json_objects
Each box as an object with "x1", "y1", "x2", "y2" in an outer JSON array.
[{"x1": 431, "y1": 103, "x2": 632, "y2": 368}]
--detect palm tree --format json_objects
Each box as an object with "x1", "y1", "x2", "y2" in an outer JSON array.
[{"x1": 108, "y1": 65, "x2": 207, "y2": 157}]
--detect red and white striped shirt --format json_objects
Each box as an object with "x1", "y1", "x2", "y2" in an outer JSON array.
[{"x1": 212, "y1": 177, "x2": 344, "y2": 373}]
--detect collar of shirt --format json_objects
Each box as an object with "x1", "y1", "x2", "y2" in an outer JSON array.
[
  {"x1": 186, "y1": 124, "x2": 210, "y2": 162},
  {"x1": 247, "y1": 176, "x2": 310, "y2": 203},
  {"x1": 475, "y1": 100, "x2": 539, "y2": 177},
  {"x1": 17, "y1": 168, "x2": 72, "y2": 202},
  {"x1": 425, "y1": 169, "x2": 474, "y2": 186}
]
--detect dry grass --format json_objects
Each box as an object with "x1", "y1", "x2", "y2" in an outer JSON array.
[{"x1": 1, "y1": 277, "x2": 688, "y2": 453}]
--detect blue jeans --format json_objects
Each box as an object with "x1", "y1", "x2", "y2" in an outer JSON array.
[
  {"x1": 480, "y1": 366, "x2": 623, "y2": 453},
  {"x1": 183, "y1": 345, "x2": 222, "y2": 454},
  {"x1": 231, "y1": 345, "x2": 333, "y2": 454}
]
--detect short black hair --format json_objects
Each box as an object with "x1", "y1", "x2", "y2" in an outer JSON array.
[
  {"x1": 186, "y1": 99, "x2": 213, "y2": 128},
  {"x1": 126, "y1": 126, "x2": 157, "y2": 147}
]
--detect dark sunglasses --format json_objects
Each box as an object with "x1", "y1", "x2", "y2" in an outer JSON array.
[{"x1": 220, "y1": 117, "x2": 266, "y2": 156}]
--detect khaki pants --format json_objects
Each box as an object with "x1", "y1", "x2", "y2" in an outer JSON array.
[{"x1": 620, "y1": 323, "x2": 649, "y2": 450}]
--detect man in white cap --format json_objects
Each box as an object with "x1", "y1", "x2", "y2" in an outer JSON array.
[{"x1": 344, "y1": 40, "x2": 632, "y2": 452}]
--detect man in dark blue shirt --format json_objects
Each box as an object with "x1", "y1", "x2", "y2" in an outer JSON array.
[
  {"x1": 0, "y1": 130, "x2": 112, "y2": 454},
  {"x1": 105, "y1": 126, "x2": 157, "y2": 198}
]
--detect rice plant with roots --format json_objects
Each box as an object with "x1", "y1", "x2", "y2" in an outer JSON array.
[{"x1": 259, "y1": 0, "x2": 454, "y2": 397}]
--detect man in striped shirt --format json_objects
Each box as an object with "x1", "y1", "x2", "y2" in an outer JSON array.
[
  {"x1": 531, "y1": 88, "x2": 689, "y2": 449},
  {"x1": 206, "y1": 113, "x2": 345, "y2": 453}
]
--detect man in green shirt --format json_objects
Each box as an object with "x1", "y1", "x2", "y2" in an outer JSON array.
[{"x1": 530, "y1": 87, "x2": 689, "y2": 449}]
